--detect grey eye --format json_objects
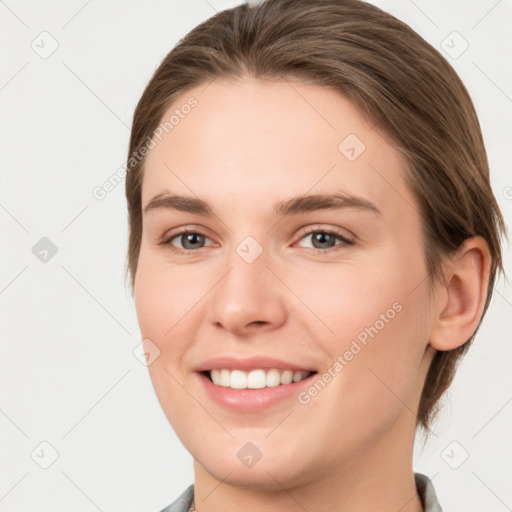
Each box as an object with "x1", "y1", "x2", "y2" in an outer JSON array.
[
  {"x1": 176, "y1": 233, "x2": 207, "y2": 250},
  {"x1": 309, "y1": 232, "x2": 338, "y2": 249}
]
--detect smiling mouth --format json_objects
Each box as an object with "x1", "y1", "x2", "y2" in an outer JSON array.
[{"x1": 201, "y1": 368, "x2": 317, "y2": 390}]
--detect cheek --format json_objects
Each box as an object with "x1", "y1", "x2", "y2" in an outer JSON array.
[
  {"x1": 134, "y1": 249, "x2": 197, "y2": 338},
  {"x1": 287, "y1": 252, "x2": 412, "y2": 348},
  {"x1": 330, "y1": 263, "x2": 431, "y2": 426},
  {"x1": 134, "y1": 251, "x2": 198, "y2": 424},
  {"x1": 133, "y1": 252, "x2": 196, "y2": 399},
  {"x1": 300, "y1": 247, "x2": 430, "y2": 396}
]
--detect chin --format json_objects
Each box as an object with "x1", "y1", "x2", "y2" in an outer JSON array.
[
  {"x1": 199, "y1": 459, "x2": 305, "y2": 491},
  {"x1": 191, "y1": 440, "x2": 318, "y2": 492}
]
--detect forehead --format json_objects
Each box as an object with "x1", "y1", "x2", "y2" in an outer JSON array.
[{"x1": 141, "y1": 77, "x2": 416, "y2": 222}]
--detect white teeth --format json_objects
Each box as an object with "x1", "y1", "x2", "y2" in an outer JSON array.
[
  {"x1": 280, "y1": 370, "x2": 293, "y2": 385},
  {"x1": 247, "y1": 369, "x2": 266, "y2": 389},
  {"x1": 266, "y1": 369, "x2": 281, "y2": 387},
  {"x1": 219, "y1": 369, "x2": 230, "y2": 387},
  {"x1": 230, "y1": 370, "x2": 247, "y2": 389},
  {"x1": 211, "y1": 369, "x2": 220, "y2": 384},
  {"x1": 293, "y1": 370, "x2": 308, "y2": 382},
  {"x1": 208, "y1": 368, "x2": 312, "y2": 389}
]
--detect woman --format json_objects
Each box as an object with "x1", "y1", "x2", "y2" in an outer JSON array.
[{"x1": 124, "y1": 0, "x2": 506, "y2": 510}]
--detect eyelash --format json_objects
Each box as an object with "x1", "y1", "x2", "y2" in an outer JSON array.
[{"x1": 160, "y1": 226, "x2": 354, "y2": 256}]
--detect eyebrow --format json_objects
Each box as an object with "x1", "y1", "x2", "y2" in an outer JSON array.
[{"x1": 143, "y1": 192, "x2": 381, "y2": 217}]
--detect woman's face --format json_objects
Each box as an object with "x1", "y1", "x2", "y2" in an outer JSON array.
[{"x1": 134, "y1": 77, "x2": 437, "y2": 489}]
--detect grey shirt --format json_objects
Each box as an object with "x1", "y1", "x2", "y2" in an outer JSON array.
[{"x1": 159, "y1": 472, "x2": 442, "y2": 511}]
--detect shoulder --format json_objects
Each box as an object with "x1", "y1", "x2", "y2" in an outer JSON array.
[
  {"x1": 415, "y1": 473, "x2": 443, "y2": 512},
  {"x1": 158, "y1": 484, "x2": 194, "y2": 512}
]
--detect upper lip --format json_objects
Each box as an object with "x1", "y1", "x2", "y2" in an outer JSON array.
[{"x1": 195, "y1": 355, "x2": 316, "y2": 373}]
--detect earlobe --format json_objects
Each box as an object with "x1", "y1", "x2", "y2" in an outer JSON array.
[{"x1": 429, "y1": 236, "x2": 491, "y2": 352}]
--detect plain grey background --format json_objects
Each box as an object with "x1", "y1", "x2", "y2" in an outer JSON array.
[{"x1": 1, "y1": 0, "x2": 511, "y2": 511}]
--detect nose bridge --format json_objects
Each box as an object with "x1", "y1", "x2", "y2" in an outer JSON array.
[{"x1": 207, "y1": 238, "x2": 287, "y2": 334}]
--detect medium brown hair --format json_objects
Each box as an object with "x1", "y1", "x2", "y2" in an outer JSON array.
[{"x1": 124, "y1": 0, "x2": 506, "y2": 430}]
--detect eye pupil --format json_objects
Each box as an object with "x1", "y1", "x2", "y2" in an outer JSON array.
[
  {"x1": 312, "y1": 232, "x2": 336, "y2": 249},
  {"x1": 182, "y1": 233, "x2": 204, "y2": 249}
]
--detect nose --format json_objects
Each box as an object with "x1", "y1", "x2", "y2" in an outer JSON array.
[{"x1": 206, "y1": 248, "x2": 288, "y2": 337}]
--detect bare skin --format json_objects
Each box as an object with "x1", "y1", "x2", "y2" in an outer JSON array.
[{"x1": 133, "y1": 76, "x2": 490, "y2": 511}]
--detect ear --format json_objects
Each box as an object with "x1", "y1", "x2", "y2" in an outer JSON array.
[{"x1": 429, "y1": 236, "x2": 492, "y2": 351}]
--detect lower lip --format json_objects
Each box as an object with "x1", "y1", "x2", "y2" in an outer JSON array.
[{"x1": 197, "y1": 372, "x2": 317, "y2": 412}]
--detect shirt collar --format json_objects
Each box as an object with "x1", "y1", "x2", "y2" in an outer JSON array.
[{"x1": 415, "y1": 472, "x2": 443, "y2": 511}]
